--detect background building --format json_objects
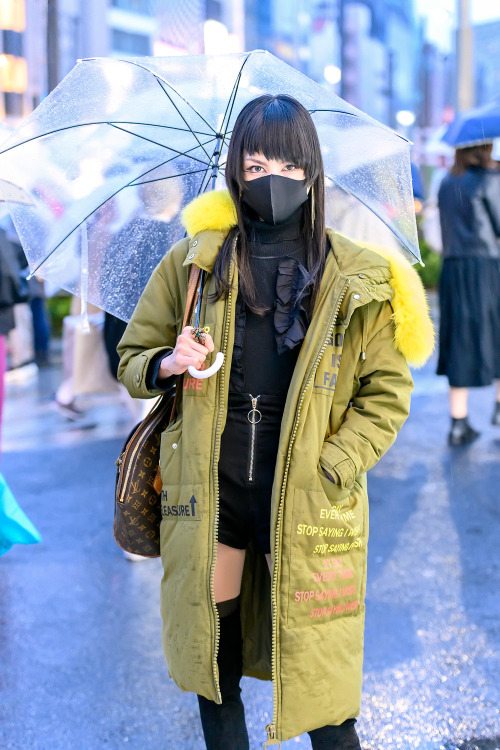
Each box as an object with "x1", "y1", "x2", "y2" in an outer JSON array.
[
  {"x1": 0, "y1": 0, "x2": 244, "y2": 126},
  {"x1": 244, "y1": 0, "x2": 420, "y2": 131},
  {"x1": 1, "y1": 0, "x2": 500, "y2": 140},
  {"x1": 474, "y1": 20, "x2": 500, "y2": 107},
  {"x1": 0, "y1": 0, "x2": 30, "y2": 118}
]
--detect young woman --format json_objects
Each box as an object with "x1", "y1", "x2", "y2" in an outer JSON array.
[
  {"x1": 117, "y1": 95, "x2": 433, "y2": 748},
  {"x1": 437, "y1": 143, "x2": 500, "y2": 445}
]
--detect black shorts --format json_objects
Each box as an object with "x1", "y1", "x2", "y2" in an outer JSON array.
[{"x1": 217, "y1": 392, "x2": 284, "y2": 555}]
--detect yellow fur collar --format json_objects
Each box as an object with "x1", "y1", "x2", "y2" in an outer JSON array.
[{"x1": 181, "y1": 190, "x2": 435, "y2": 367}]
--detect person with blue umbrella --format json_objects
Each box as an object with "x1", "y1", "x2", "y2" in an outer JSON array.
[{"x1": 437, "y1": 142, "x2": 500, "y2": 444}]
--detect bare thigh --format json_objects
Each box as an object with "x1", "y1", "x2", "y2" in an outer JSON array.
[
  {"x1": 214, "y1": 545, "x2": 273, "y2": 602},
  {"x1": 214, "y1": 543, "x2": 246, "y2": 603}
]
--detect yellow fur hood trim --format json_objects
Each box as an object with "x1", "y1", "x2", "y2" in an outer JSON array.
[
  {"x1": 361, "y1": 242, "x2": 435, "y2": 368},
  {"x1": 181, "y1": 190, "x2": 435, "y2": 367},
  {"x1": 182, "y1": 189, "x2": 237, "y2": 236}
]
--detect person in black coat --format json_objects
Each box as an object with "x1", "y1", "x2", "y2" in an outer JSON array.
[
  {"x1": 0, "y1": 223, "x2": 28, "y2": 440},
  {"x1": 437, "y1": 143, "x2": 500, "y2": 445}
]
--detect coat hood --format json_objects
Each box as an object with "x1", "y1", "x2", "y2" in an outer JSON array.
[{"x1": 181, "y1": 190, "x2": 435, "y2": 368}]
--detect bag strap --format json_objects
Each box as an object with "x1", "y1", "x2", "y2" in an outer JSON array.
[{"x1": 168, "y1": 263, "x2": 202, "y2": 423}]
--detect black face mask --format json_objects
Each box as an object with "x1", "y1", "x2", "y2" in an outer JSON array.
[{"x1": 241, "y1": 174, "x2": 309, "y2": 225}]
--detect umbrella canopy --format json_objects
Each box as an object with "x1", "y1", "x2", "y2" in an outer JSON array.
[
  {"x1": 0, "y1": 50, "x2": 419, "y2": 322},
  {"x1": 442, "y1": 100, "x2": 500, "y2": 148},
  {"x1": 0, "y1": 180, "x2": 33, "y2": 205}
]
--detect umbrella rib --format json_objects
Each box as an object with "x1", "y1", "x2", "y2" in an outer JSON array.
[
  {"x1": 108, "y1": 123, "x2": 213, "y2": 167},
  {"x1": 127, "y1": 135, "x2": 218, "y2": 184},
  {"x1": 28, "y1": 159, "x2": 214, "y2": 277},
  {"x1": 0, "y1": 121, "x2": 214, "y2": 156},
  {"x1": 194, "y1": 53, "x2": 251, "y2": 199},
  {"x1": 218, "y1": 56, "x2": 253, "y2": 178},
  {"x1": 325, "y1": 174, "x2": 418, "y2": 261},
  {"x1": 219, "y1": 53, "x2": 251, "y2": 139},
  {"x1": 195, "y1": 156, "x2": 220, "y2": 196},
  {"x1": 153, "y1": 78, "x2": 213, "y2": 162},
  {"x1": 130, "y1": 167, "x2": 208, "y2": 187},
  {"x1": 198, "y1": 171, "x2": 212, "y2": 195},
  {"x1": 114, "y1": 58, "x2": 218, "y2": 136},
  {"x1": 128, "y1": 151, "x2": 213, "y2": 185}
]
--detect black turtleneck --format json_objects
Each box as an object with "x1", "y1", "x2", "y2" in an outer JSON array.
[
  {"x1": 230, "y1": 206, "x2": 309, "y2": 397},
  {"x1": 148, "y1": 207, "x2": 313, "y2": 397}
]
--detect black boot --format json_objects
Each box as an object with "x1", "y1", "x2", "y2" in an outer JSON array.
[
  {"x1": 308, "y1": 718, "x2": 362, "y2": 749},
  {"x1": 197, "y1": 604, "x2": 249, "y2": 750},
  {"x1": 448, "y1": 417, "x2": 480, "y2": 446}
]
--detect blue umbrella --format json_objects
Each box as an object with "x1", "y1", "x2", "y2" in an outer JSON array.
[{"x1": 442, "y1": 100, "x2": 500, "y2": 147}]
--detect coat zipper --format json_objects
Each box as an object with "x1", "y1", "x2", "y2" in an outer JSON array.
[
  {"x1": 264, "y1": 723, "x2": 281, "y2": 747},
  {"x1": 247, "y1": 394, "x2": 262, "y2": 482},
  {"x1": 209, "y1": 238, "x2": 237, "y2": 703},
  {"x1": 266, "y1": 279, "x2": 350, "y2": 746}
]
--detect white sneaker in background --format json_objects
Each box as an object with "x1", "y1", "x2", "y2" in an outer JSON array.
[
  {"x1": 4, "y1": 362, "x2": 39, "y2": 386},
  {"x1": 52, "y1": 398, "x2": 85, "y2": 421}
]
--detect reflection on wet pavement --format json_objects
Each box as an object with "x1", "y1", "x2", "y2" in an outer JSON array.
[{"x1": 3, "y1": 350, "x2": 136, "y2": 452}]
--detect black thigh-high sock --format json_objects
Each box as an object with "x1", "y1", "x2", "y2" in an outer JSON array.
[
  {"x1": 308, "y1": 718, "x2": 362, "y2": 749},
  {"x1": 197, "y1": 599, "x2": 249, "y2": 750}
]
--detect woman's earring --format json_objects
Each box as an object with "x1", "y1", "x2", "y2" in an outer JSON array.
[{"x1": 310, "y1": 186, "x2": 315, "y2": 235}]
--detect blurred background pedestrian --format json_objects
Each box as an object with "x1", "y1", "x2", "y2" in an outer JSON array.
[
  {"x1": 0, "y1": 211, "x2": 41, "y2": 555},
  {"x1": 437, "y1": 142, "x2": 500, "y2": 445},
  {"x1": 0, "y1": 217, "x2": 22, "y2": 432}
]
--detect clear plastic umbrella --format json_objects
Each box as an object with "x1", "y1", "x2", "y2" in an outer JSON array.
[{"x1": 0, "y1": 49, "x2": 419, "y2": 324}]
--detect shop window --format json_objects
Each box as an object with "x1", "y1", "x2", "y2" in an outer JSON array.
[
  {"x1": 0, "y1": 54, "x2": 27, "y2": 93},
  {"x1": 2, "y1": 29, "x2": 23, "y2": 57},
  {"x1": 4, "y1": 91, "x2": 23, "y2": 116},
  {"x1": 206, "y1": 0, "x2": 221, "y2": 22},
  {"x1": 111, "y1": 0, "x2": 152, "y2": 13},
  {"x1": 111, "y1": 29, "x2": 151, "y2": 55},
  {"x1": 0, "y1": 0, "x2": 26, "y2": 32}
]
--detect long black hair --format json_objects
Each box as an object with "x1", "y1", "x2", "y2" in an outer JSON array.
[
  {"x1": 213, "y1": 94, "x2": 327, "y2": 314},
  {"x1": 452, "y1": 143, "x2": 493, "y2": 176}
]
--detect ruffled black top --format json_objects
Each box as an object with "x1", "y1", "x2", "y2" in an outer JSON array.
[{"x1": 229, "y1": 206, "x2": 315, "y2": 397}]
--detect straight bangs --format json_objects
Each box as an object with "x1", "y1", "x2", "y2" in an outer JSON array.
[
  {"x1": 239, "y1": 99, "x2": 316, "y2": 183},
  {"x1": 230, "y1": 95, "x2": 323, "y2": 188}
]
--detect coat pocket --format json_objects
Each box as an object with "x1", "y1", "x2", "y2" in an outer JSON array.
[
  {"x1": 316, "y1": 467, "x2": 365, "y2": 539},
  {"x1": 160, "y1": 420, "x2": 204, "y2": 523},
  {"x1": 285, "y1": 474, "x2": 367, "y2": 629},
  {"x1": 159, "y1": 419, "x2": 183, "y2": 490}
]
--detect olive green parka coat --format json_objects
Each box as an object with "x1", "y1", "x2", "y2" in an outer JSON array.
[{"x1": 117, "y1": 190, "x2": 434, "y2": 742}]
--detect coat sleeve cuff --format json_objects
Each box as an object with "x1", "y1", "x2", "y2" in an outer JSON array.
[
  {"x1": 121, "y1": 346, "x2": 174, "y2": 398},
  {"x1": 146, "y1": 350, "x2": 176, "y2": 391},
  {"x1": 319, "y1": 442, "x2": 357, "y2": 489}
]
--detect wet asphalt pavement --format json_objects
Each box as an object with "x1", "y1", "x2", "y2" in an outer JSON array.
[{"x1": 0, "y1": 336, "x2": 499, "y2": 750}]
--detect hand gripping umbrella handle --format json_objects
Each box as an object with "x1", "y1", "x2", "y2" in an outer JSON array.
[{"x1": 187, "y1": 351, "x2": 224, "y2": 379}]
